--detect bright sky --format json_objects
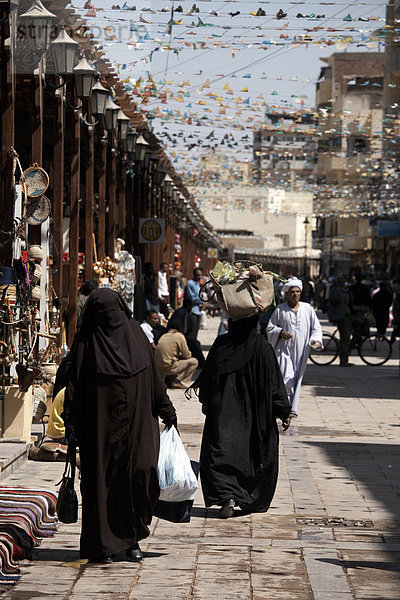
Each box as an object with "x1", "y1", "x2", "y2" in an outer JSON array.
[{"x1": 70, "y1": 0, "x2": 388, "y2": 172}]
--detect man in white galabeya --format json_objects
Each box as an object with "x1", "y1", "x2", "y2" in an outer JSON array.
[{"x1": 267, "y1": 278, "x2": 323, "y2": 417}]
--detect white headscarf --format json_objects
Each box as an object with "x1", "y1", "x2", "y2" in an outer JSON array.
[{"x1": 282, "y1": 278, "x2": 303, "y2": 293}]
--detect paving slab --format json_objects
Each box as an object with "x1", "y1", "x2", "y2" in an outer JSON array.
[{"x1": 0, "y1": 314, "x2": 399, "y2": 599}]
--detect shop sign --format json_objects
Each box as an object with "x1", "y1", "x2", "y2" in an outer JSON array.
[
  {"x1": 139, "y1": 218, "x2": 165, "y2": 244},
  {"x1": 377, "y1": 220, "x2": 400, "y2": 237},
  {"x1": 207, "y1": 247, "x2": 218, "y2": 259}
]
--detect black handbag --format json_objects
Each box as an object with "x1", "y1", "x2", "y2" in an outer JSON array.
[{"x1": 56, "y1": 442, "x2": 78, "y2": 524}]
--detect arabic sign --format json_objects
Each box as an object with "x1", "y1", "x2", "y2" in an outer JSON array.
[{"x1": 139, "y1": 218, "x2": 165, "y2": 244}]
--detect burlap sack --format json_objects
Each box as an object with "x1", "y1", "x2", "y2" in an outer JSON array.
[{"x1": 210, "y1": 264, "x2": 274, "y2": 320}]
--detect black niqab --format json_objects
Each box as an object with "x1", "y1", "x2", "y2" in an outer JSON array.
[{"x1": 74, "y1": 287, "x2": 148, "y2": 377}]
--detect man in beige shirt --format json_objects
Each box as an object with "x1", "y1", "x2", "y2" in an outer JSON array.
[{"x1": 155, "y1": 319, "x2": 198, "y2": 389}]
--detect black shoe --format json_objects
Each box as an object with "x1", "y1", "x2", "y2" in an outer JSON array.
[
  {"x1": 219, "y1": 499, "x2": 235, "y2": 519},
  {"x1": 339, "y1": 362, "x2": 354, "y2": 367},
  {"x1": 90, "y1": 556, "x2": 113, "y2": 564},
  {"x1": 126, "y1": 543, "x2": 144, "y2": 562}
]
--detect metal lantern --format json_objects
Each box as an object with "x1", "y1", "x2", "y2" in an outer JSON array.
[
  {"x1": 117, "y1": 109, "x2": 130, "y2": 140},
  {"x1": 134, "y1": 134, "x2": 149, "y2": 162},
  {"x1": 126, "y1": 127, "x2": 137, "y2": 154},
  {"x1": 104, "y1": 97, "x2": 119, "y2": 131},
  {"x1": 73, "y1": 57, "x2": 96, "y2": 99},
  {"x1": 163, "y1": 173, "x2": 173, "y2": 195},
  {"x1": 149, "y1": 152, "x2": 159, "y2": 174},
  {"x1": 20, "y1": 0, "x2": 56, "y2": 55},
  {"x1": 153, "y1": 162, "x2": 166, "y2": 187},
  {"x1": 51, "y1": 27, "x2": 78, "y2": 75},
  {"x1": 90, "y1": 81, "x2": 109, "y2": 116}
]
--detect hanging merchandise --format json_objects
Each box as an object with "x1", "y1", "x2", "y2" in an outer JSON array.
[
  {"x1": 114, "y1": 238, "x2": 135, "y2": 313},
  {"x1": 25, "y1": 196, "x2": 51, "y2": 226},
  {"x1": 93, "y1": 256, "x2": 119, "y2": 287},
  {"x1": 20, "y1": 165, "x2": 49, "y2": 198}
]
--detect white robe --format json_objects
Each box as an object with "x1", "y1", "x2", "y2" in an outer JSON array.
[{"x1": 267, "y1": 301, "x2": 323, "y2": 413}]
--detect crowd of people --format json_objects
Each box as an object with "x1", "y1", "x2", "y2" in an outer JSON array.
[
  {"x1": 303, "y1": 273, "x2": 400, "y2": 365},
  {"x1": 45, "y1": 263, "x2": 398, "y2": 566}
]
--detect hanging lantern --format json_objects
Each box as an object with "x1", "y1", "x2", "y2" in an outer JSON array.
[
  {"x1": 104, "y1": 97, "x2": 119, "y2": 131},
  {"x1": 20, "y1": 0, "x2": 56, "y2": 55},
  {"x1": 134, "y1": 134, "x2": 149, "y2": 162},
  {"x1": 126, "y1": 127, "x2": 137, "y2": 154},
  {"x1": 153, "y1": 162, "x2": 166, "y2": 187},
  {"x1": 73, "y1": 56, "x2": 96, "y2": 99},
  {"x1": 51, "y1": 27, "x2": 78, "y2": 75},
  {"x1": 117, "y1": 109, "x2": 130, "y2": 140},
  {"x1": 90, "y1": 81, "x2": 109, "y2": 116}
]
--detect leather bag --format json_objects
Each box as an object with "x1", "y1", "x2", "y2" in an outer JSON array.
[{"x1": 56, "y1": 442, "x2": 78, "y2": 523}]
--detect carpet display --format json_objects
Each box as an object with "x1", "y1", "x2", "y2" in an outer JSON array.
[{"x1": 0, "y1": 486, "x2": 57, "y2": 587}]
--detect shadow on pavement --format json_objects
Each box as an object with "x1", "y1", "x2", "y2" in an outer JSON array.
[
  {"x1": 33, "y1": 548, "x2": 80, "y2": 562},
  {"x1": 304, "y1": 364, "x2": 400, "y2": 400},
  {"x1": 308, "y1": 441, "x2": 400, "y2": 520},
  {"x1": 318, "y1": 556, "x2": 399, "y2": 572},
  {"x1": 307, "y1": 441, "x2": 400, "y2": 584}
]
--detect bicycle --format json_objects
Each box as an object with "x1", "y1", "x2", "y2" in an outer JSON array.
[{"x1": 309, "y1": 328, "x2": 392, "y2": 366}]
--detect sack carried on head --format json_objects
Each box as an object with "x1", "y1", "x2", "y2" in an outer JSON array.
[{"x1": 210, "y1": 262, "x2": 274, "y2": 320}]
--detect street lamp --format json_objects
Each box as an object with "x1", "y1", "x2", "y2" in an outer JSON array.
[
  {"x1": 51, "y1": 27, "x2": 78, "y2": 75},
  {"x1": 90, "y1": 81, "x2": 109, "y2": 116},
  {"x1": 117, "y1": 109, "x2": 130, "y2": 141},
  {"x1": 163, "y1": 173, "x2": 173, "y2": 196},
  {"x1": 20, "y1": 0, "x2": 56, "y2": 56},
  {"x1": 153, "y1": 161, "x2": 166, "y2": 187},
  {"x1": 126, "y1": 127, "x2": 137, "y2": 154},
  {"x1": 73, "y1": 57, "x2": 96, "y2": 99},
  {"x1": 303, "y1": 216, "x2": 310, "y2": 276},
  {"x1": 104, "y1": 97, "x2": 119, "y2": 131},
  {"x1": 134, "y1": 134, "x2": 149, "y2": 162}
]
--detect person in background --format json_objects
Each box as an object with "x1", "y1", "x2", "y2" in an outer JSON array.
[
  {"x1": 140, "y1": 310, "x2": 159, "y2": 347},
  {"x1": 301, "y1": 276, "x2": 315, "y2": 304},
  {"x1": 184, "y1": 268, "x2": 205, "y2": 341},
  {"x1": 372, "y1": 279, "x2": 393, "y2": 335},
  {"x1": 77, "y1": 279, "x2": 98, "y2": 320},
  {"x1": 168, "y1": 298, "x2": 205, "y2": 368},
  {"x1": 143, "y1": 262, "x2": 159, "y2": 313},
  {"x1": 189, "y1": 315, "x2": 291, "y2": 518},
  {"x1": 46, "y1": 387, "x2": 67, "y2": 445},
  {"x1": 155, "y1": 317, "x2": 198, "y2": 389},
  {"x1": 267, "y1": 278, "x2": 322, "y2": 417},
  {"x1": 390, "y1": 279, "x2": 400, "y2": 344},
  {"x1": 158, "y1": 262, "x2": 170, "y2": 319},
  {"x1": 64, "y1": 288, "x2": 176, "y2": 564},
  {"x1": 327, "y1": 275, "x2": 353, "y2": 366},
  {"x1": 350, "y1": 274, "x2": 372, "y2": 346}
]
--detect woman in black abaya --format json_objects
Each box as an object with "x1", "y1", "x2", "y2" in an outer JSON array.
[
  {"x1": 63, "y1": 288, "x2": 176, "y2": 563},
  {"x1": 188, "y1": 315, "x2": 291, "y2": 518}
]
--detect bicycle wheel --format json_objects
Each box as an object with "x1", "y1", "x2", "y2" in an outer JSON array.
[
  {"x1": 359, "y1": 334, "x2": 392, "y2": 366},
  {"x1": 309, "y1": 332, "x2": 339, "y2": 365}
]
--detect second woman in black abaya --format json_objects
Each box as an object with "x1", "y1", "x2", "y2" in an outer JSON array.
[
  {"x1": 189, "y1": 316, "x2": 291, "y2": 517},
  {"x1": 63, "y1": 288, "x2": 176, "y2": 562}
]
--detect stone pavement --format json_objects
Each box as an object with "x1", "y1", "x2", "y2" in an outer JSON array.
[{"x1": 1, "y1": 315, "x2": 400, "y2": 600}]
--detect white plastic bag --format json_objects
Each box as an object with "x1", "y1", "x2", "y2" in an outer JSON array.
[
  {"x1": 157, "y1": 426, "x2": 198, "y2": 502},
  {"x1": 199, "y1": 311, "x2": 207, "y2": 329}
]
